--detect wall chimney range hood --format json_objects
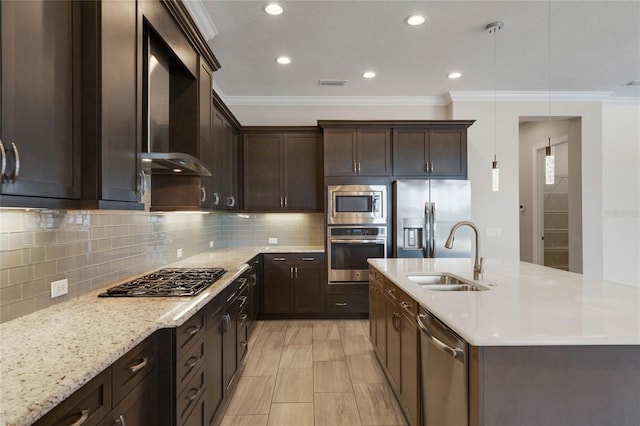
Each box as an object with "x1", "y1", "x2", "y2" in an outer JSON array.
[{"x1": 140, "y1": 152, "x2": 212, "y2": 176}]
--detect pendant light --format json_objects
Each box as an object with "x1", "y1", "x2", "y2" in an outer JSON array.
[
  {"x1": 545, "y1": 1, "x2": 555, "y2": 185},
  {"x1": 486, "y1": 21, "x2": 503, "y2": 192}
]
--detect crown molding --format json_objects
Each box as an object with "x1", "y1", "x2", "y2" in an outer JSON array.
[
  {"x1": 448, "y1": 91, "x2": 613, "y2": 102},
  {"x1": 181, "y1": 0, "x2": 218, "y2": 41},
  {"x1": 603, "y1": 97, "x2": 640, "y2": 106},
  {"x1": 222, "y1": 95, "x2": 449, "y2": 107}
]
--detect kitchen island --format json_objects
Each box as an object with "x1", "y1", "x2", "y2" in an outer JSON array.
[
  {"x1": 368, "y1": 257, "x2": 640, "y2": 426},
  {"x1": 0, "y1": 246, "x2": 321, "y2": 426}
]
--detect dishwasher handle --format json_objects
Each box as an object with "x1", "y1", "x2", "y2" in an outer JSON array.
[{"x1": 416, "y1": 313, "x2": 464, "y2": 359}]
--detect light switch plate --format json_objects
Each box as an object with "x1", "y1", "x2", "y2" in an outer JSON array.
[
  {"x1": 485, "y1": 227, "x2": 502, "y2": 237},
  {"x1": 177, "y1": 248, "x2": 183, "y2": 258},
  {"x1": 51, "y1": 279, "x2": 68, "y2": 298},
  {"x1": 268, "y1": 237, "x2": 278, "y2": 244},
  {"x1": 209, "y1": 241, "x2": 214, "y2": 248}
]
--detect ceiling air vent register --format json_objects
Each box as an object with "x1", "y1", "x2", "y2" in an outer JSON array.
[{"x1": 319, "y1": 79, "x2": 348, "y2": 86}]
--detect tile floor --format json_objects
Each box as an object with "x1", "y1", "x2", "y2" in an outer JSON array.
[{"x1": 220, "y1": 319, "x2": 407, "y2": 426}]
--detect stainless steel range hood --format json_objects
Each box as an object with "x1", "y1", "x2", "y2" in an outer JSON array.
[{"x1": 140, "y1": 152, "x2": 212, "y2": 176}]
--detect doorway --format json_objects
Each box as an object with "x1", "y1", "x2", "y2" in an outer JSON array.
[{"x1": 519, "y1": 118, "x2": 583, "y2": 273}]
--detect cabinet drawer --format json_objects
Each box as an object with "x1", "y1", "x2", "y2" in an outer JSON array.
[
  {"x1": 369, "y1": 267, "x2": 384, "y2": 285},
  {"x1": 384, "y1": 281, "x2": 398, "y2": 303},
  {"x1": 176, "y1": 309, "x2": 206, "y2": 354},
  {"x1": 177, "y1": 362, "x2": 206, "y2": 424},
  {"x1": 104, "y1": 368, "x2": 158, "y2": 426},
  {"x1": 237, "y1": 322, "x2": 249, "y2": 362},
  {"x1": 325, "y1": 294, "x2": 369, "y2": 313},
  {"x1": 264, "y1": 252, "x2": 324, "y2": 267},
  {"x1": 398, "y1": 289, "x2": 418, "y2": 321},
  {"x1": 34, "y1": 368, "x2": 112, "y2": 426},
  {"x1": 177, "y1": 334, "x2": 206, "y2": 393},
  {"x1": 182, "y1": 391, "x2": 206, "y2": 426},
  {"x1": 112, "y1": 333, "x2": 158, "y2": 404}
]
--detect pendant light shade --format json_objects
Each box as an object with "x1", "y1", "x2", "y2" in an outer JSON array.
[
  {"x1": 492, "y1": 158, "x2": 500, "y2": 192},
  {"x1": 545, "y1": 138, "x2": 555, "y2": 185}
]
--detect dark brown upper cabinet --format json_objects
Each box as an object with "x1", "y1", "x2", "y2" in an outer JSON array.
[
  {"x1": 81, "y1": 0, "x2": 143, "y2": 210},
  {"x1": 322, "y1": 127, "x2": 391, "y2": 177},
  {"x1": 209, "y1": 97, "x2": 241, "y2": 211},
  {"x1": 392, "y1": 122, "x2": 474, "y2": 179},
  {"x1": 243, "y1": 128, "x2": 322, "y2": 211},
  {"x1": 0, "y1": 0, "x2": 82, "y2": 209}
]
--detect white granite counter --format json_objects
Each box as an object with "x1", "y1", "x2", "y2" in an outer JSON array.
[
  {"x1": 0, "y1": 245, "x2": 323, "y2": 426},
  {"x1": 368, "y1": 258, "x2": 640, "y2": 347}
]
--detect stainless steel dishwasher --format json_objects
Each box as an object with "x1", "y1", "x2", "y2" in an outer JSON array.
[{"x1": 416, "y1": 307, "x2": 468, "y2": 426}]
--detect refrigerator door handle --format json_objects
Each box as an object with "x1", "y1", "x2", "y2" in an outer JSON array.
[
  {"x1": 424, "y1": 202, "x2": 430, "y2": 258},
  {"x1": 430, "y1": 202, "x2": 436, "y2": 257}
]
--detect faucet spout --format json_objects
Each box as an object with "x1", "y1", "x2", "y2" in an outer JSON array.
[{"x1": 445, "y1": 221, "x2": 483, "y2": 280}]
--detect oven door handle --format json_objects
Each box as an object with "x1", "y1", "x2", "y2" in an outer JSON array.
[{"x1": 329, "y1": 239, "x2": 385, "y2": 244}]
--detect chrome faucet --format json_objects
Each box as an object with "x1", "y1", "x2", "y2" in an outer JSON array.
[{"x1": 445, "y1": 221, "x2": 484, "y2": 280}]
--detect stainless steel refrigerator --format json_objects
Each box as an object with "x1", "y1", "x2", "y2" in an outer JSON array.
[{"x1": 393, "y1": 180, "x2": 472, "y2": 258}]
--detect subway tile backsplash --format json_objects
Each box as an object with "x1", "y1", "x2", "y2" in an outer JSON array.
[{"x1": 0, "y1": 209, "x2": 324, "y2": 323}]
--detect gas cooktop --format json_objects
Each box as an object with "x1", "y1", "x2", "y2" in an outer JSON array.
[{"x1": 98, "y1": 268, "x2": 226, "y2": 297}]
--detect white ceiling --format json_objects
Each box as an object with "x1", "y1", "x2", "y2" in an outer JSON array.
[{"x1": 187, "y1": 0, "x2": 640, "y2": 104}]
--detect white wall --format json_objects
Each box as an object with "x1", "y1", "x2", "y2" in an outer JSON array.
[
  {"x1": 451, "y1": 100, "x2": 604, "y2": 279},
  {"x1": 602, "y1": 102, "x2": 640, "y2": 287}
]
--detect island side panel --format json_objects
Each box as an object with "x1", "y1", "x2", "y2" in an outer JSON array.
[{"x1": 470, "y1": 345, "x2": 640, "y2": 426}]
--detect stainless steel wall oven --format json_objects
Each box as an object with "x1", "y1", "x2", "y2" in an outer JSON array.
[{"x1": 327, "y1": 226, "x2": 387, "y2": 284}]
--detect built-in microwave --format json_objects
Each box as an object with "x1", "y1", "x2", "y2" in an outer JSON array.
[{"x1": 327, "y1": 184, "x2": 387, "y2": 224}]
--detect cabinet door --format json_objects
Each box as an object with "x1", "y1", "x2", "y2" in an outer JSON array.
[
  {"x1": 199, "y1": 60, "x2": 214, "y2": 208},
  {"x1": 223, "y1": 298, "x2": 238, "y2": 391},
  {"x1": 294, "y1": 256, "x2": 324, "y2": 313},
  {"x1": 222, "y1": 122, "x2": 238, "y2": 209},
  {"x1": 393, "y1": 129, "x2": 428, "y2": 176},
  {"x1": 211, "y1": 107, "x2": 225, "y2": 208},
  {"x1": 244, "y1": 133, "x2": 283, "y2": 210},
  {"x1": 0, "y1": 1, "x2": 81, "y2": 200},
  {"x1": 428, "y1": 128, "x2": 467, "y2": 178},
  {"x1": 283, "y1": 133, "x2": 321, "y2": 210},
  {"x1": 263, "y1": 266, "x2": 295, "y2": 314},
  {"x1": 104, "y1": 369, "x2": 158, "y2": 426},
  {"x1": 356, "y1": 128, "x2": 391, "y2": 176},
  {"x1": 206, "y1": 297, "x2": 225, "y2": 424},
  {"x1": 373, "y1": 285, "x2": 386, "y2": 362},
  {"x1": 385, "y1": 296, "x2": 401, "y2": 390},
  {"x1": 323, "y1": 128, "x2": 357, "y2": 176},
  {"x1": 400, "y1": 312, "x2": 420, "y2": 426}
]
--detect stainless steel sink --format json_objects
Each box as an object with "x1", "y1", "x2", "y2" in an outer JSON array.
[{"x1": 406, "y1": 273, "x2": 489, "y2": 291}]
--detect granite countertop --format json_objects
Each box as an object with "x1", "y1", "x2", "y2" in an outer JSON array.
[
  {"x1": 368, "y1": 257, "x2": 640, "y2": 347},
  {"x1": 0, "y1": 245, "x2": 323, "y2": 426}
]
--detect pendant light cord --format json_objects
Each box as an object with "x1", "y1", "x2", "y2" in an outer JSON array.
[
  {"x1": 548, "y1": 0, "x2": 551, "y2": 145},
  {"x1": 493, "y1": 23, "x2": 498, "y2": 164}
]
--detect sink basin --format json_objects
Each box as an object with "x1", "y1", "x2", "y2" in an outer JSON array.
[{"x1": 406, "y1": 274, "x2": 489, "y2": 291}]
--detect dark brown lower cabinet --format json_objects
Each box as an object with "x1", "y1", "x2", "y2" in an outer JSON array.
[
  {"x1": 263, "y1": 253, "x2": 324, "y2": 315},
  {"x1": 369, "y1": 268, "x2": 420, "y2": 426},
  {"x1": 34, "y1": 334, "x2": 159, "y2": 426}
]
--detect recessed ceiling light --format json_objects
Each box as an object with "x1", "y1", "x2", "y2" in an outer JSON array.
[
  {"x1": 264, "y1": 3, "x2": 283, "y2": 16},
  {"x1": 276, "y1": 56, "x2": 291, "y2": 65},
  {"x1": 405, "y1": 15, "x2": 426, "y2": 26},
  {"x1": 362, "y1": 71, "x2": 376, "y2": 79},
  {"x1": 448, "y1": 72, "x2": 462, "y2": 79}
]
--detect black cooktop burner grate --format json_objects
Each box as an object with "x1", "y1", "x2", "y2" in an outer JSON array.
[{"x1": 99, "y1": 268, "x2": 226, "y2": 297}]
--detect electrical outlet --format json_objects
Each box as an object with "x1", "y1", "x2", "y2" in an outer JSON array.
[
  {"x1": 177, "y1": 248, "x2": 183, "y2": 258},
  {"x1": 209, "y1": 241, "x2": 214, "y2": 248},
  {"x1": 51, "y1": 279, "x2": 68, "y2": 298},
  {"x1": 268, "y1": 237, "x2": 278, "y2": 244},
  {"x1": 485, "y1": 227, "x2": 502, "y2": 237}
]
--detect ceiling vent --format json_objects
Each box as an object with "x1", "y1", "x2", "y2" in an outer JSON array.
[
  {"x1": 621, "y1": 80, "x2": 640, "y2": 86},
  {"x1": 319, "y1": 79, "x2": 348, "y2": 86}
]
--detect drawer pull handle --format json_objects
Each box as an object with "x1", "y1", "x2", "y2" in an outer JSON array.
[
  {"x1": 237, "y1": 278, "x2": 248, "y2": 290},
  {"x1": 128, "y1": 357, "x2": 148, "y2": 373},
  {"x1": 400, "y1": 301, "x2": 412, "y2": 309},
  {"x1": 114, "y1": 414, "x2": 126, "y2": 426},
  {"x1": 334, "y1": 302, "x2": 348, "y2": 307},
  {"x1": 0, "y1": 139, "x2": 6, "y2": 181},
  {"x1": 185, "y1": 356, "x2": 200, "y2": 369},
  {"x1": 240, "y1": 314, "x2": 248, "y2": 321},
  {"x1": 9, "y1": 142, "x2": 19, "y2": 182},
  {"x1": 226, "y1": 291, "x2": 237, "y2": 302},
  {"x1": 240, "y1": 341, "x2": 248, "y2": 348},
  {"x1": 386, "y1": 288, "x2": 395, "y2": 295},
  {"x1": 69, "y1": 409, "x2": 90, "y2": 426},
  {"x1": 302, "y1": 257, "x2": 315, "y2": 261},
  {"x1": 274, "y1": 257, "x2": 286, "y2": 261},
  {"x1": 187, "y1": 386, "x2": 202, "y2": 402},
  {"x1": 185, "y1": 324, "x2": 201, "y2": 335}
]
